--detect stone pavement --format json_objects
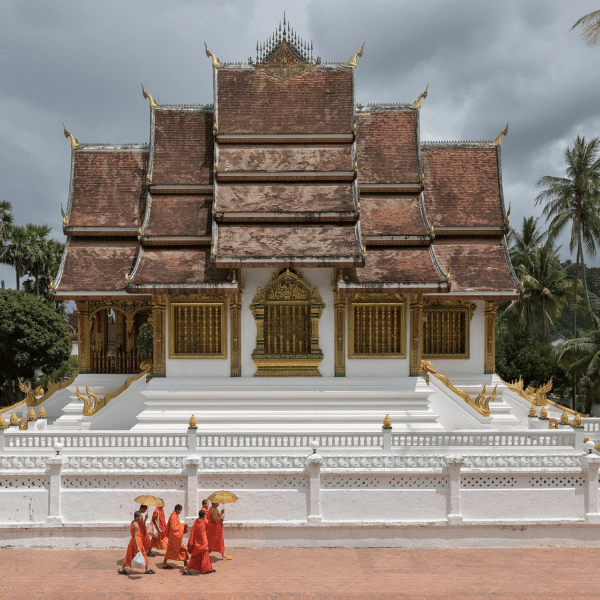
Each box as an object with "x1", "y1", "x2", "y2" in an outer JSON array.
[{"x1": 1, "y1": 547, "x2": 599, "y2": 599}]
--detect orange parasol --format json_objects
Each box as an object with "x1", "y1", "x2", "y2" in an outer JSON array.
[
  {"x1": 207, "y1": 490, "x2": 239, "y2": 504},
  {"x1": 134, "y1": 495, "x2": 165, "y2": 507}
]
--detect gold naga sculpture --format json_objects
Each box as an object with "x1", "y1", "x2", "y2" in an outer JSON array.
[
  {"x1": 63, "y1": 125, "x2": 80, "y2": 149},
  {"x1": 411, "y1": 84, "x2": 429, "y2": 109},
  {"x1": 204, "y1": 43, "x2": 221, "y2": 67},
  {"x1": 18, "y1": 379, "x2": 44, "y2": 405},
  {"x1": 75, "y1": 385, "x2": 94, "y2": 417},
  {"x1": 141, "y1": 84, "x2": 157, "y2": 108},
  {"x1": 494, "y1": 122, "x2": 509, "y2": 146},
  {"x1": 504, "y1": 203, "x2": 511, "y2": 227},
  {"x1": 344, "y1": 42, "x2": 365, "y2": 68},
  {"x1": 61, "y1": 203, "x2": 68, "y2": 227}
]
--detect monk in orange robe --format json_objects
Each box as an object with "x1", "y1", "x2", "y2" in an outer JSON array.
[
  {"x1": 118, "y1": 511, "x2": 155, "y2": 575},
  {"x1": 162, "y1": 504, "x2": 189, "y2": 569},
  {"x1": 207, "y1": 502, "x2": 232, "y2": 560},
  {"x1": 182, "y1": 510, "x2": 215, "y2": 575},
  {"x1": 201, "y1": 499, "x2": 210, "y2": 521},
  {"x1": 150, "y1": 506, "x2": 168, "y2": 551},
  {"x1": 138, "y1": 504, "x2": 153, "y2": 555}
]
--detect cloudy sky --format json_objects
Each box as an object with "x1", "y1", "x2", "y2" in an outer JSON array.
[{"x1": 1, "y1": 0, "x2": 599, "y2": 287}]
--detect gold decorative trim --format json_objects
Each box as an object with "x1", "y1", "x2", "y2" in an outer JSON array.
[
  {"x1": 333, "y1": 290, "x2": 346, "y2": 376},
  {"x1": 484, "y1": 301, "x2": 497, "y2": 374},
  {"x1": 422, "y1": 299, "x2": 475, "y2": 359},
  {"x1": 421, "y1": 361, "x2": 496, "y2": 417},
  {"x1": 255, "y1": 40, "x2": 315, "y2": 81},
  {"x1": 168, "y1": 295, "x2": 227, "y2": 359},
  {"x1": 230, "y1": 285, "x2": 242, "y2": 377},
  {"x1": 347, "y1": 293, "x2": 407, "y2": 359},
  {"x1": 409, "y1": 294, "x2": 424, "y2": 376}
]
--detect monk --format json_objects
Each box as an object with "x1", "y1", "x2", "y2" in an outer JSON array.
[
  {"x1": 182, "y1": 510, "x2": 215, "y2": 575},
  {"x1": 150, "y1": 505, "x2": 168, "y2": 551},
  {"x1": 201, "y1": 499, "x2": 210, "y2": 520},
  {"x1": 162, "y1": 504, "x2": 189, "y2": 569},
  {"x1": 207, "y1": 502, "x2": 232, "y2": 560},
  {"x1": 119, "y1": 511, "x2": 155, "y2": 575},
  {"x1": 138, "y1": 504, "x2": 153, "y2": 556}
]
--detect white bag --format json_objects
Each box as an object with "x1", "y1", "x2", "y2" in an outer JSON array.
[
  {"x1": 132, "y1": 551, "x2": 145, "y2": 568},
  {"x1": 147, "y1": 521, "x2": 155, "y2": 538}
]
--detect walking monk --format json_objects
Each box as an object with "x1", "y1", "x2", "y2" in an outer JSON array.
[
  {"x1": 118, "y1": 511, "x2": 155, "y2": 575},
  {"x1": 182, "y1": 510, "x2": 215, "y2": 575},
  {"x1": 150, "y1": 504, "x2": 168, "y2": 551},
  {"x1": 162, "y1": 504, "x2": 189, "y2": 569},
  {"x1": 138, "y1": 505, "x2": 154, "y2": 556},
  {"x1": 207, "y1": 502, "x2": 232, "y2": 560}
]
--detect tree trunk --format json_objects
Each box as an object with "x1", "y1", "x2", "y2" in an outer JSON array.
[{"x1": 577, "y1": 207, "x2": 592, "y2": 313}]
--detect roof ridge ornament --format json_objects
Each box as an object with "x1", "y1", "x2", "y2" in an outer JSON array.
[
  {"x1": 344, "y1": 42, "x2": 365, "y2": 69},
  {"x1": 61, "y1": 203, "x2": 68, "y2": 227},
  {"x1": 204, "y1": 43, "x2": 221, "y2": 67},
  {"x1": 410, "y1": 84, "x2": 429, "y2": 109},
  {"x1": 63, "y1": 125, "x2": 80, "y2": 149},
  {"x1": 494, "y1": 122, "x2": 509, "y2": 146},
  {"x1": 504, "y1": 203, "x2": 511, "y2": 227},
  {"x1": 141, "y1": 84, "x2": 157, "y2": 108}
]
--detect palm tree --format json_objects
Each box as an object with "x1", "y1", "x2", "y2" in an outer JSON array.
[
  {"x1": 572, "y1": 10, "x2": 600, "y2": 47},
  {"x1": 504, "y1": 241, "x2": 572, "y2": 339},
  {"x1": 508, "y1": 216, "x2": 546, "y2": 270},
  {"x1": 535, "y1": 136, "x2": 600, "y2": 313},
  {"x1": 0, "y1": 201, "x2": 14, "y2": 276},
  {"x1": 3, "y1": 225, "x2": 36, "y2": 291},
  {"x1": 24, "y1": 224, "x2": 52, "y2": 296}
]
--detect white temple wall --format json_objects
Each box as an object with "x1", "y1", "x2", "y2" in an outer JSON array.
[
  {"x1": 240, "y1": 268, "x2": 335, "y2": 378},
  {"x1": 2, "y1": 490, "x2": 48, "y2": 523},
  {"x1": 164, "y1": 297, "x2": 231, "y2": 378},
  {"x1": 424, "y1": 299, "x2": 485, "y2": 376}
]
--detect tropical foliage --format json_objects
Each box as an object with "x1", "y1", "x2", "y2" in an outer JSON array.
[{"x1": 572, "y1": 9, "x2": 600, "y2": 47}]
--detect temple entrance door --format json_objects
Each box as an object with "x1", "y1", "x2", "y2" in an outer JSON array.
[{"x1": 250, "y1": 268, "x2": 325, "y2": 376}]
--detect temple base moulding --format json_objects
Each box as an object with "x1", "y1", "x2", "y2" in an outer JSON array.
[{"x1": 251, "y1": 354, "x2": 324, "y2": 377}]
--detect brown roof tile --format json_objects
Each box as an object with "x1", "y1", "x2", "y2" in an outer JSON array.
[
  {"x1": 432, "y1": 237, "x2": 517, "y2": 292},
  {"x1": 216, "y1": 224, "x2": 359, "y2": 259},
  {"x1": 130, "y1": 248, "x2": 229, "y2": 286},
  {"x1": 57, "y1": 238, "x2": 138, "y2": 292},
  {"x1": 152, "y1": 110, "x2": 214, "y2": 185},
  {"x1": 144, "y1": 195, "x2": 211, "y2": 237},
  {"x1": 218, "y1": 144, "x2": 352, "y2": 172},
  {"x1": 217, "y1": 183, "x2": 355, "y2": 213},
  {"x1": 356, "y1": 110, "x2": 420, "y2": 184},
  {"x1": 217, "y1": 69, "x2": 353, "y2": 135},
  {"x1": 422, "y1": 146, "x2": 505, "y2": 228},
  {"x1": 69, "y1": 150, "x2": 147, "y2": 228},
  {"x1": 360, "y1": 194, "x2": 427, "y2": 236},
  {"x1": 345, "y1": 247, "x2": 444, "y2": 285}
]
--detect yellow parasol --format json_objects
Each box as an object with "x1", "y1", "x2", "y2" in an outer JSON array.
[
  {"x1": 207, "y1": 490, "x2": 239, "y2": 504},
  {"x1": 134, "y1": 495, "x2": 165, "y2": 507}
]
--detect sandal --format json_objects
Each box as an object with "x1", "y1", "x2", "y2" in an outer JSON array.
[
  {"x1": 182, "y1": 570, "x2": 190, "y2": 575},
  {"x1": 223, "y1": 556, "x2": 233, "y2": 560},
  {"x1": 118, "y1": 569, "x2": 128, "y2": 575},
  {"x1": 162, "y1": 564, "x2": 173, "y2": 569},
  {"x1": 145, "y1": 569, "x2": 156, "y2": 574}
]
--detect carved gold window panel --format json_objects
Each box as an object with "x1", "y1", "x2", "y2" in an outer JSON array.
[
  {"x1": 422, "y1": 301, "x2": 476, "y2": 359},
  {"x1": 168, "y1": 297, "x2": 227, "y2": 359},
  {"x1": 264, "y1": 304, "x2": 311, "y2": 355},
  {"x1": 348, "y1": 295, "x2": 407, "y2": 359}
]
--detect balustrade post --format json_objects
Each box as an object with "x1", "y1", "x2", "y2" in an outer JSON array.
[
  {"x1": 188, "y1": 427, "x2": 198, "y2": 452},
  {"x1": 444, "y1": 454, "x2": 464, "y2": 525},
  {"x1": 185, "y1": 456, "x2": 200, "y2": 526},
  {"x1": 573, "y1": 424, "x2": 585, "y2": 452},
  {"x1": 382, "y1": 425, "x2": 392, "y2": 452},
  {"x1": 47, "y1": 455, "x2": 64, "y2": 525},
  {"x1": 583, "y1": 454, "x2": 600, "y2": 523},
  {"x1": 306, "y1": 451, "x2": 323, "y2": 523},
  {"x1": 0, "y1": 428, "x2": 4, "y2": 451}
]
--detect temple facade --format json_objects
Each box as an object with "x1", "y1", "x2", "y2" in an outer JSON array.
[{"x1": 53, "y1": 24, "x2": 519, "y2": 381}]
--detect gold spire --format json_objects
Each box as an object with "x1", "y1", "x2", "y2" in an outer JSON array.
[
  {"x1": 540, "y1": 406, "x2": 548, "y2": 419},
  {"x1": 573, "y1": 413, "x2": 583, "y2": 427},
  {"x1": 61, "y1": 203, "x2": 68, "y2": 227},
  {"x1": 528, "y1": 405, "x2": 537, "y2": 417},
  {"x1": 0, "y1": 415, "x2": 6, "y2": 429},
  {"x1": 189, "y1": 415, "x2": 197, "y2": 428},
  {"x1": 28, "y1": 408, "x2": 37, "y2": 421},
  {"x1": 561, "y1": 411, "x2": 569, "y2": 424},
  {"x1": 411, "y1": 84, "x2": 429, "y2": 109},
  {"x1": 63, "y1": 125, "x2": 79, "y2": 149},
  {"x1": 39, "y1": 407, "x2": 47, "y2": 419},
  {"x1": 344, "y1": 42, "x2": 365, "y2": 68},
  {"x1": 494, "y1": 122, "x2": 509, "y2": 146},
  {"x1": 9, "y1": 413, "x2": 18, "y2": 426},
  {"x1": 383, "y1": 414, "x2": 392, "y2": 429},
  {"x1": 141, "y1": 84, "x2": 157, "y2": 108},
  {"x1": 204, "y1": 43, "x2": 221, "y2": 67}
]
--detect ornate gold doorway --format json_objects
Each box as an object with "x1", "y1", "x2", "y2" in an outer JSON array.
[{"x1": 250, "y1": 269, "x2": 325, "y2": 376}]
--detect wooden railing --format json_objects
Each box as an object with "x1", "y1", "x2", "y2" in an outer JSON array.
[{"x1": 90, "y1": 350, "x2": 151, "y2": 374}]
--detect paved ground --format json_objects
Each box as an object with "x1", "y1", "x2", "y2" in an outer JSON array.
[{"x1": 1, "y1": 547, "x2": 599, "y2": 599}]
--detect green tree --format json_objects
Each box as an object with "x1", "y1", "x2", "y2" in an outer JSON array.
[
  {"x1": 536, "y1": 136, "x2": 600, "y2": 313},
  {"x1": 136, "y1": 322, "x2": 153, "y2": 355},
  {"x1": 507, "y1": 216, "x2": 546, "y2": 270},
  {"x1": 0, "y1": 290, "x2": 71, "y2": 404},
  {"x1": 572, "y1": 10, "x2": 600, "y2": 47}
]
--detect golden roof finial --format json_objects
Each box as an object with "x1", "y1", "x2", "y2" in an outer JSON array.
[
  {"x1": 540, "y1": 406, "x2": 548, "y2": 419},
  {"x1": 146, "y1": 172, "x2": 151, "y2": 184},
  {"x1": 573, "y1": 413, "x2": 583, "y2": 427},
  {"x1": 528, "y1": 405, "x2": 537, "y2": 417},
  {"x1": 504, "y1": 203, "x2": 511, "y2": 227},
  {"x1": 9, "y1": 413, "x2": 19, "y2": 426},
  {"x1": 141, "y1": 84, "x2": 157, "y2": 108},
  {"x1": 204, "y1": 43, "x2": 221, "y2": 67},
  {"x1": 123, "y1": 259, "x2": 130, "y2": 283},
  {"x1": 345, "y1": 42, "x2": 365, "y2": 68},
  {"x1": 420, "y1": 165, "x2": 425, "y2": 183},
  {"x1": 189, "y1": 415, "x2": 197, "y2": 429},
  {"x1": 383, "y1": 414, "x2": 392, "y2": 429},
  {"x1": 63, "y1": 125, "x2": 79, "y2": 149},
  {"x1": 28, "y1": 408, "x2": 37, "y2": 421},
  {"x1": 494, "y1": 122, "x2": 509, "y2": 146},
  {"x1": 39, "y1": 407, "x2": 47, "y2": 419},
  {"x1": 61, "y1": 203, "x2": 68, "y2": 227},
  {"x1": 361, "y1": 235, "x2": 367, "y2": 257},
  {"x1": 0, "y1": 415, "x2": 7, "y2": 429},
  {"x1": 411, "y1": 84, "x2": 429, "y2": 109},
  {"x1": 445, "y1": 257, "x2": 451, "y2": 283},
  {"x1": 519, "y1": 275, "x2": 525, "y2": 291},
  {"x1": 48, "y1": 272, "x2": 56, "y2": 292},
  {"x1": 561, "y1": 411, "x2": 569, "y2": 425}
]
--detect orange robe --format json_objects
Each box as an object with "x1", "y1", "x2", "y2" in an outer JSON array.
[
  {"x1": 140, "y1": 516, "x2": 152, "y2": 552},
  {"x1": 151, "y1": 507, "x2": 168, "y2": 550},
  {"x1": 164, "y1": 511, "x2": 189, "y2": 562},
  {"x1": 186, "y1": 518, "x2": 212, "y2": 573},
  {"x1": 207, "y1": 508, "x2": 225, "y2": 554},
  {"x1": 123, "y1": 522, "x2": 148, "y2": 569}
]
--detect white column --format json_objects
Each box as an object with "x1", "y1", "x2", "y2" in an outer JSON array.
[
  {"x1": 382, "y1": 427, "x2": 392, "y2": 452},
  {"x1": 185, "y1": 456, "x2": 200, "y2": 526},
  {"x1": 583, "y1": 454, "x2": 600, "y2": 523},
  {"x1": 444, "y1": 454, "x2": 464, "y2": 525},
  {"x1": 307, "y1": 453, "x2": 323, "y2": 523},
  {"x1": 574, "y1": 426, "x2": 585, "y2": 452},
  {"x1": 47, "y1": 456, "x2": 64, "y2": 525}
]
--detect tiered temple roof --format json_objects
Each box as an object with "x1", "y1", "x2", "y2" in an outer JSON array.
[{"x1": 54, "y1": 24, "x2": 518, "y2": 299}]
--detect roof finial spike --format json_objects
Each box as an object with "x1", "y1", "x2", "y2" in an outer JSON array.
[
  {"x1": 283, "y1": 11, "x2": 286, "y2": 26},
  {"x1": 494, "y1": 122, "x2": 509, "y2": 146}
]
